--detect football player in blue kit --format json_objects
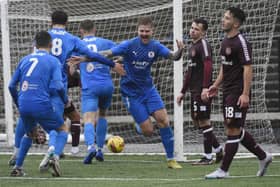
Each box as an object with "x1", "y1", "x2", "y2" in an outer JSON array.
[
  {"x1": 78, "y1": 19, "x2": 117, "y2": 163},
  {"x1": 69, "y1": 16, "x2": 184, "y2": 169},
  {"x1": 9, "y1": 31, "x2": 67, "y2": 177}
]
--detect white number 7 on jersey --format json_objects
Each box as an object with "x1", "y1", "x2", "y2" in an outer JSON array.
[{"x1": 26, "y1": 58, "x2": 39, "y2": 77}]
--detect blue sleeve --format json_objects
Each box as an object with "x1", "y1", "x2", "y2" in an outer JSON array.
[
  {"x1": 111, "y1": 40, "x2": 129, "y2": 56},
  {"x1": 74, "y1": 37, "x2": 115, "y2": 67},
  {"x1": 49, "y1": 59, "x2": 68, "y2": 104},
  {"x1": 9, "y1": 65, "x2": 21, "y2": 107},
  {"x1": 157, "y1": 42, "x2": 170, "y2": 59},
  {"x1": 108, "y1": 40, "x2": 116, "y2": 48}
]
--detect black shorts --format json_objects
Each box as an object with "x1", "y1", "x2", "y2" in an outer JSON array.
[
  {"x1": 190, "y1": 93, "x2": 211, "y2": 121},
  {"x1": 223, "y1": 93, "x2": 248, "y2": 128}
]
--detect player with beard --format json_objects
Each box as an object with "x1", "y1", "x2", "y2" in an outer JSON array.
[
  {"x1": 69, "y1": 16, "x2": 184, "y2": 169},
  {"x1": 205, "y1": 7, "x2": 272, "y2": 179}
]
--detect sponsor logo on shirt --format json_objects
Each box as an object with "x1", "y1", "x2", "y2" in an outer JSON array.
[
  {"x1": 21, "y1": 81, "x2": 29, "y2": 91},
  {"x1": 132, "y1": 61, "x2": 149, "y2": 69},
  {"x1": 226, "y1": 47, "x2": 231, "y2": 55},
  {"x1": 86, "y1": 63, "x2": 95, "y2": 72},
  {"x1": 148, "y1": 51, "x2": 155, "y2": 58}
]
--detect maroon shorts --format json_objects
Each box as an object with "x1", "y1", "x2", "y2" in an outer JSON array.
[
  {"x1": 191, "y1": 93, "x2": 211, "y2": 121},
  {"x1": 223, "y1": 93, "x2": 248, "y2": 128}
]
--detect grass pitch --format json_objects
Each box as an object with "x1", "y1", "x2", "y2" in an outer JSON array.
[{"x1": 0, "y1": 155, "x2": 279, "y2": 187}]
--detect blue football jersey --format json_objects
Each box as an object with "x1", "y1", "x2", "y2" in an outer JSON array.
[
  {"x1": 111, "y1": 37, "x2": 170, "y2": 96},
  {"x1": 9, "y1": 50, "x2": 64, "y2": 109},
  {"x1": 79, "y1": 36, "x2": 115, "y2": 89},
  {"x1": 48, "y1": 28, "x2": 115, "y2": 86}
]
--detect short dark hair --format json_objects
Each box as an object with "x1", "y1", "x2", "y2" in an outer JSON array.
[
  {"x1": 34, "y1": 31, "x2": 51, "y2": 48},
  {"x1": 80, "y1": 19, "x2": 95, "y2": 32},
  {"x1": 226, "y1": 7, "x2": 246, "y2": 25},
  {"x1": 193, "y1": 18, "x2": 208, "y2": 31},
  {"x1": 137, "y1": 16, "x2": 154, "y2": 27},
  {"x1": 51, "y1": 10, "x2": 68, "y2": 25}
]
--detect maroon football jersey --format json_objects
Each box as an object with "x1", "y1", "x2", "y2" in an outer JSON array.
[
  {"x1": 67, "y1": 66, "x2": 81, "y2": 88},
  {"x1": 220, "y1": 33, "x2": 252, "y2": 95},
  {"x1": 187, "y1": 39, "x2": 213, "y2": 93}
]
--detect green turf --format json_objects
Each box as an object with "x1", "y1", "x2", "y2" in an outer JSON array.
[{"x1": 0, "y1": 155, "x2": 279, "y2": 187}]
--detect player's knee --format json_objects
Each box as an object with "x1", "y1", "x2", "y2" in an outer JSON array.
[
  {"x1": 27, "y1": 129, "x2": 36, "y2": 139},
  {"x1": 142, "y1": 128, "x2": 153, "y2": 137},
  {"x1": 156, "y1": 117, "x2": 169, "y2": 128},
  {"x1": 83, "y1": 112, "x2": 95, "y2": 124},
  {"x1": 198, "y1": 119, "x2": 210, "y2": 128},
  {"x1": 224, "y1": 118, "x2": 235, "y2": 128},
  {"x1": 192, "y1": 119, "x2": 199, "y2": 128},
  {"x1": 64, "y1": 101, "x2": 78, "y2": 118},
  {"x1": 226, "y1": 126, "x2": 241, "y2": 136},
  {"x1": 58, "y1": 124, "x2": 69, "y2": 132},
  {"x1": 191, "y1": 112, "x2": 198, "y2": 121},
  {"x1": 141, "y1": 121, "x2": 154, "y2": 136}
]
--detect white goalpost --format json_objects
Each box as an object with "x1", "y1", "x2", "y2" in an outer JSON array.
[
  {"x1": 0, "y1": 0, "x2": 14, "y2": 146},
  {"x1": 0, "y1": 0, "x2": 280, "y2": 157},
  {"x1": 173, "y1": 0, "x2": 186, "y2": 161}
]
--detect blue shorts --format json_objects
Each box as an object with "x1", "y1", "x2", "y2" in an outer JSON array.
[
  {"x1": 81, "y1": 85, "x2": 114, "y2": 114},
  {"x1": 122, "y1": 87, "x2": 165, "y2": 124},
  {"x1": 19, "y1": 102, "x2": 64, "y2": 134},
  {"x1": 51, "y1": 95, "x2": 65, "y2": 117}
]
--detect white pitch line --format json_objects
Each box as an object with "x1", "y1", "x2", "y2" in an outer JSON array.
[
  {"x1": 58, "y1": 159, "x2": 280, "y2": 163},
  {"x1": 60, "y1": 159, "x2": 162, "y2": 163},
  {"x1": 0, "y1": 175, "x2": 279, "y2": 181}
]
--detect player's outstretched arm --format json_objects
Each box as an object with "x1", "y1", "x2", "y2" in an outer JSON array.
[
  {"x1": 67, "y1": 55, "x2": 125, "y2": 76},
  {"x1": 67, "y1": 56, "x2": 87, "y2": 65},
  {"x1": 168, "y1": 39, "x2": 185, "y2": 61},
  {"x1": 100, "y1": 49, "x2": 114, "y2": 58}
]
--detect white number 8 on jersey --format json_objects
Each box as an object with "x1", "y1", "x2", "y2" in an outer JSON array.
[{"x1": 51, "y1": 38, "x2": 63, "y2": 56}]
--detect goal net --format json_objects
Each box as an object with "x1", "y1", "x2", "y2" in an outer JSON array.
[{"x1": 0, "y1": 0, "x2": 279, "y2": 155}]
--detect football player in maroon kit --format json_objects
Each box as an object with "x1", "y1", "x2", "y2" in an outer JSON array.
[
  {"x1": 177, "y1": 18, "x2": 223, "y2": 165},
  {"x1": 66, "y1": 63, "x2": 81, "y2": 155},
  {"x1": 205, "y1": 7, "x2": 272, "y2": 179}
]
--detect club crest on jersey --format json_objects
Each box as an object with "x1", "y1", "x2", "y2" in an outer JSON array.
[
  {"x1": 148, "y1": 51, "x2": 155, "y2": 58},
  {"x1": 191, "y1": 49, "x2": 196, "y2": 57},
  {"x1": 226, "y1": 47, "x2": 231, "y2": 55},
  {"x1": 21, "y1": 81, "x2": 29, "y2": 91},
  {"x1": 86, "y1": 63, "x2": 94, "y2": 72}
]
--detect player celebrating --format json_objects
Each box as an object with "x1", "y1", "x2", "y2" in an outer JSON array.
[
  {"x1": 177, "y1": 18, "x2": 223, "y2": 165},
  {"x1": 39, "y1": 10, "x2": 125, "y2": 170},
  {"x1": 69, "y1": 16, "x2": 184, "y2": 169},
  {"x1": 77, "y1": 19, "x2": 116, "y2": 163},
  {"x1": 50, "y1": 10, "x2": 124, "y2": 155},
  {"x1": 9, "y1": 31, "x2": 67, "y2": 177},
  {"x1": 205, "y1": 7, "x2": 272, "y2": 179}
]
